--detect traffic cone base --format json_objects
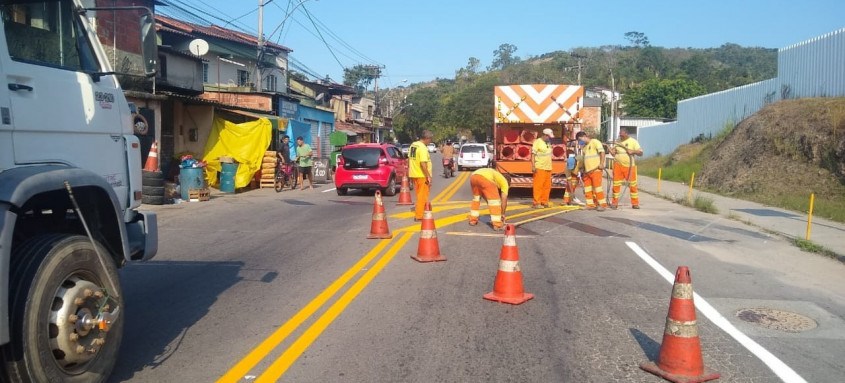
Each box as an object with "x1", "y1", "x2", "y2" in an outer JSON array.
[
  {"x1": 397, "y1": 175, "x2": 413, "y2": 206},
  {"x1": 640, "y1": 266, "x2": 720, "y2": 383},
  {"x1": 367, "y1": 191, "x2": 392, "y2": 239},
  {"x1": 639, "y1": 362, "x2": 719, "y2": 383},
  {"x1": 412, "y1": 202, "x2": 445, "y2": 262},
  {"x1": 484, "y1": 224, "x2": 533, "y2": 305}
]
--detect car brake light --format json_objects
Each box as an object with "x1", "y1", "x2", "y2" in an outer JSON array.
[
  {"x1": 481, "y1": 150, "x2": 486, "y2": 159},
  {"x1": 460, "y1": 152, "x2": 464, "y2": 158}
]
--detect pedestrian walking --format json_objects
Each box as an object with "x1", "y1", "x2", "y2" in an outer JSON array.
[
  {"x1": 409, "y1": 130, "x2": 434, "y2": 221},
  {"x1": 468, "y1": 168, "x2": 510, "y2": 230},
  {"x1": 575, "y1": 131, "x2": 608, "y2": 211},
  {"x1": 531, "y1": 128, "x2": 554, "y2": 208},
  {"x1": 295, "y1": 136, "x2": 314, "y2": 190},
  {"x1": 610, "y1": 129, "x2": 643, "y2": 209}
]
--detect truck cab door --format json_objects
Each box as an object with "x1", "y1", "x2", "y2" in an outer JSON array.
[
  {"x1": 0, "y1": 34, "x2": 11, "y2": 170},
  {"x1": 1, "y1": 1, "x2": 130, "y2": 208}
]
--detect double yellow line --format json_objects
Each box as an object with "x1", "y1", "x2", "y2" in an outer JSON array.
[
  {"x1": 217, "y1": 173, "x2": 470, "y2": 382},
  {"x1": 430, "y1": 171, "x2": 470, "y2": 204}
]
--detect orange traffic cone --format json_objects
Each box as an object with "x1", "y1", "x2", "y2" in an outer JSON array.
[
  {"x1": 367, "y1": 190, "x2": 392, "y2": 239},
  {"x1": 483, "y1": 224, "x2": 534, "y2": 305},
  {"x1": 640, "y1": 266, "x2": 720, "y2": 383},
  {"x1": 411, "y1": 202, "x2": 446, "y2": 262},
  {"x1": 396, "y1": 175, "x2": 413, "y2": 206},
  {"x1": 143, "y1": 141, "x2": 159, "y2": 172}
]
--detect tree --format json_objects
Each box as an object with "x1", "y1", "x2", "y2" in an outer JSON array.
[
  {"x1": 622, "y1": 77, "x2": 706, "y2": 118},
  {"x1": 456, "y1": 57, "x2": 482, "y2": 79},
  {"x1": 488, "y1": 43, "x2": 521, "y2": 71},
  {"x1": 343, "y1": 64, "x2": 379, "y2": 94},
  {"x1": 624, "y1": 31, "x2": 650, "y2": 47}
]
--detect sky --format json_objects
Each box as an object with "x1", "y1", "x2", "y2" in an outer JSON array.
[{"x1": 165, "y1": 0, "x2": 845, "y2": 89}]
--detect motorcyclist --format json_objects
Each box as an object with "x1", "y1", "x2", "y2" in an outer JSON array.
[{"x1": 441, "y1": 140, "x2": 456, "y2": 172}]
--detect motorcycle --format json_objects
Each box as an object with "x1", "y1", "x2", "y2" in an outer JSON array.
[{"x1": 442, "y1": 157, "x2": 455, "y2": 178}]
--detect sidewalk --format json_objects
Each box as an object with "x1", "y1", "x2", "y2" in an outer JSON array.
[{"x1": 637, "y1": 176, "x2": 845, "y2": 259}]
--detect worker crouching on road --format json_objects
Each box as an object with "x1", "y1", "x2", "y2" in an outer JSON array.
[
  {"x1": 531, "y1": 128, "x2": 554, "y2": 208},
  {"x1": 610, "y1": 129, "x2": 643, "y2": 209},
  {"x1": 409, "y1": 130, "x2": 434, "y2": 221},
  {"x1": 468, "y1": 168, "x2": 510, "y2": 230},
  {"x1": 575, "y1": 131, "x2": 608, "y2": 211}
]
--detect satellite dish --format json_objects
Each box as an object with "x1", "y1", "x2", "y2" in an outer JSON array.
[
  {"x1": 188, "y1": 39, "x2": 209, "y2": 56},
  {"x1": 315, "y1": 93, "x2": 325, "y2": 102}
]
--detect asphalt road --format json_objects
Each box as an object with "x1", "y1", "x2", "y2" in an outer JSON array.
[{"x1": 111, "y1": 155, "x2": 845, "y2": 383}]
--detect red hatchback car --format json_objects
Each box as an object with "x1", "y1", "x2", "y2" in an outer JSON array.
[{"x1": 335, "y1": 143, "x2": 408, "y2": 196}]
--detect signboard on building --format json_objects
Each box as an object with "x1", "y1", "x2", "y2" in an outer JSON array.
[{"x1": 279, "y1": 100, "x2": 298, "y2": 118}]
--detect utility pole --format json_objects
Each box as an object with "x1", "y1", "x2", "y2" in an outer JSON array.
[
  {"x1": 571, "y1": 53, "x2": 586, "y2": 86},
  {"x1": 362, "y1": 65, "x2": 384, "y2": 141},
  {"x1": 255, "y1": 0, "x2": 264, "y2": 92}
]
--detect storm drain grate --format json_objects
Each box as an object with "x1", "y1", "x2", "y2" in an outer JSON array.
[{"x1": 736, "y1": 308, "x2": 818, "y2": 333}]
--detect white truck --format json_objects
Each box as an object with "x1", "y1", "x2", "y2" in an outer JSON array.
[{"x1": 0, "y1": 1, "x2": 158, "y2": 381}]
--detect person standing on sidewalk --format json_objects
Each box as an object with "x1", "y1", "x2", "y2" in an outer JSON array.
[
  {"x1": 531, "y1": 128, "x2": 554, "y2": 208},
  {"x1": 295, "y1": 136, "x2": 314, "y2": 190},
  {"x1": 468, "y1": 168, "x2": 510, "y2": 230},
  {"x1": 610, "y1": 129, "x2": 643, "y2": 209},
  {"x1": 409, "y1": 130, "x2": 434, "y2": 221},
  {"x1": 576, "y1": 131, "x2": 608, "y2": 211}
]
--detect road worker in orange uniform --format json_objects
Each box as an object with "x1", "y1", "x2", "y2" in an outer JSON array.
[
  {"x1": 531, "y1": 128, "x2": 554, "y2": 208},
  {"x1": 409, "y1": 130, "x2": 434, "y2": 221},
  {"x1": 610, "y1": 129, "x2": 643, "y2": 209},
  {"x1": 575, "y1": 131, "x2": 608, "y2": 211},
  {"x1": 468, "y1": 168, "x2": 510, "y2": 230}
]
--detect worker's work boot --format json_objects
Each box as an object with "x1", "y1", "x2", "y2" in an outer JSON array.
[
  {"x1": 610, "y1": 204, "x2": 618, "y2": 210},
  {"x1": 632, "y1": 205, "x2": 641, "y2": 209},
  {"x1": 596, "y1": 205, "x2": 607, "y2": 212}
]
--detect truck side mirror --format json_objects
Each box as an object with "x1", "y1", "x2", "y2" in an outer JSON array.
[{"x1": 140, "y1": 13, "x2": 157, "y2": 77}]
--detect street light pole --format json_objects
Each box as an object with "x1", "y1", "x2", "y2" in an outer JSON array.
[{"x1": 255, "y1": 0, "x2": 264, "y2": 92}]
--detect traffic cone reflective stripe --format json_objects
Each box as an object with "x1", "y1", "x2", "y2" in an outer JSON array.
[
  {"x1": 640, "y1": 266, "x2": 720, "y2": 383},
  {"x1": 483, "y1": 224, "x2": 533, "y2": 305},
  {"x1": 143, "y1": 141, "x2": 159, "y2": 172},
  {"x1": 397, "y1": 175, "x2": 413, "y2": 206},
  {"x1": 367, "y1": 191, "x2": 392, "y2": 239},
  {"x1": 412, "y1": 202, "x2": 445, "y2": 262}
]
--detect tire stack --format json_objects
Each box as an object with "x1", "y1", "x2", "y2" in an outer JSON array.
[{"x1": 142, "y1": 170, "x2": 165, "y2": 205}]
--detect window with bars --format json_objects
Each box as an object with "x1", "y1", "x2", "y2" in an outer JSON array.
[
  {"x1": 237, "y1": 70, "x2": 250, "y2": 87},
  {"x1": 265, "y1": 74, "x2": 277, "y2": 92},
  {"x1": 202, "y1": 63, "x2": 208, "y2": 83}
]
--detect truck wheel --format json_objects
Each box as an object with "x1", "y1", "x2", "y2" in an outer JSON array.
[
  {"x1": 2, "y1": 234, "x2": 123, "y2": 383},
  {"x1": 383, "y1": 176, "x2": 397, "y2": 196}
]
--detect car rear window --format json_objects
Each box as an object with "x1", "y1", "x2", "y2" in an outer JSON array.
[
  {"x1": 461, "y1": 145, "x2": 484, "y2": 153},
  {"x1": 343, "y1": 147, "x2": 382, "y2": 167}
]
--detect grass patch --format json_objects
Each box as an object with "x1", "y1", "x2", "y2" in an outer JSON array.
[
  {"x1": 639, "y1": 143, "x2": 707, "y2": 183},
  {"x1": 791, "y1": 238, "x2": 839, "y2": 258},
  {"x1": 678, "y1": 194, "x2": 718, "y2": 214},
  {"x1": 692, "y1": 195, "x2": 718, "y2": 214}
]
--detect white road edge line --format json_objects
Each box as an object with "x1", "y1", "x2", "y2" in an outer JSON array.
[
  {"x1": 321, "y1": 188, "x2": 337, "y2": 193},
  {"x1": 625, "y1": 241, "x2": 807, "y2": 383}
]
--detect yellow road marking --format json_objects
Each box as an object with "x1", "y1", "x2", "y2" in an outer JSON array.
[
  {"x1": 255, "y1": 232, "x2": 415, "y2": 382},
  {"x1": 430, "y1": 171, "x2": 469, "y2": 203},
  {"x1": 219, "y1": 178, "x2": 580, "y2": 382},
  {"x1": 438, "y1": 171, "x2": 469, "y2": 203},
  {"x1": 215, "y1": 237, "x2": 395, "y2": 383}
]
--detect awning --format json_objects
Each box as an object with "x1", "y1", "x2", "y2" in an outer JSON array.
[{"x1": 336, "y1": 121, "x2": 371, "y2": 135}]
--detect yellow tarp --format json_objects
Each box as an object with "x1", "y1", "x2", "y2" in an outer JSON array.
[{"x1": 203, "y1": 116, "x2": 272, "y2": 189}]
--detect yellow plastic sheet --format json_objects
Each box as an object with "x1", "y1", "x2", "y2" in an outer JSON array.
[{"x1": 202, "y1": 116, "x2": 272, "y2": 189}]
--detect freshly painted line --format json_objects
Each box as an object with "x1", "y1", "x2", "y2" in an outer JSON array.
[
  {"x1": 625, "y1": 242, "x2": 807, "y2": 383},
  {"x1": 509, "y1": 207, "x2": 580, "y2": 226},
  {"x1": 431, "y1": 171, "x2": 469, "y2": 203},
  {"x1": 216, "y1": 237, "x2": 396, "y2": 383},
  {"x1": 445, "y1": 231, "x2": 536, "y2": 238},
  {"x1": 321, "y1": 188, "x2": 337, "y2": 193},
  {"x1": 256, "y1": 232, "x2": 416, "y2": 382},
  {"x1": 439, "y1": 171, "x2": 470, "y2": 203}
]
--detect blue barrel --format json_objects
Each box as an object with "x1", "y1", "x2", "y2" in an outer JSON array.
[
  {"x1": 179, "y1": 167, "x2": 205, "y2": 201},
  {"x1": 220, "y1": 162, "x2": 238, "y2": 193}
]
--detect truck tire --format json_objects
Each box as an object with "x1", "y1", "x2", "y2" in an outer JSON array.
[
  {"x1": 142, "y1": 186, "x2": 164, "y2": 196},
  {"x1": 141, "y1": 195, "x2": 165, "y2": 205},
  {"x1": 1, "y1": 234, "x2": 123, "y2": 383},
  {"x1": 142, "y1": 177, "x2": 164, "y2": 187},
  {"x1": 142, "y1": 170, "x2": 164, "y2": 181}
]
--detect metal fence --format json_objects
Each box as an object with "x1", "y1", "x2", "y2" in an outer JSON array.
[{"x1": 638, "y1": 27, "x2": 845, "y2": 157}]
